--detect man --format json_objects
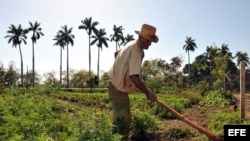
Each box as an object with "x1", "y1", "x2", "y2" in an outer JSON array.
[{"x1": 108, "y1": 24, "x2": 159, "y2": 140}]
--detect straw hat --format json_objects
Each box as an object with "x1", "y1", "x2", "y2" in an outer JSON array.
[{"x1": 135, "y1": 24, "x2": 159, "y2": 43}]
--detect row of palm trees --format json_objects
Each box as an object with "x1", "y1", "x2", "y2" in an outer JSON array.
[
  {"x1": 5, "y1": 22, "x2": 44, "y2": 87},
  {"x1": 5, "y1": 17, "x2": 135, "y2": 88}
]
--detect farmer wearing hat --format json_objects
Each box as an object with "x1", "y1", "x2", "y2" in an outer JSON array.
[{"x1": 108, "y1": 24, "x2": 159, "y2": 140}]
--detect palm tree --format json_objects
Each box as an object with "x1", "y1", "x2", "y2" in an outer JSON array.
[
  {"x1": 220, "y1": 43, "x2": 230, "y2": 56},
  {"x1": 170, "y1": 56, "x2": 182, "y2": 72},
  {"x1": 58, "y1": 25, "x2": 74, "y2": 88},
  {"x1": 28, "y1": 21, "x2": 44, "y2": 87},
  {"x1": 110, "y1": 25, "x2": 125, "y2": 51},
  {"x1": 79, "y1": 17, "x2": 99, "y2": 78},
  {"x1": 5, "y1": 24, "x2": 28, "y2": 87},
  {"x1": 53, "y1": 33, "x2": 66, "y2": 87},
  {"x1": 124, "y1": 34, "x2": 135, "y2": 45},
  {"x1": 90, "y1": 28, "x2": 109, "y2": 80},
  {"x1": 234, "y1": 51, "x2": 250, "y2": 66},
  {"x1": 183, "y1": 36, "x2": 197, "y2": 85},
  {"x1": 205, "y1": 45, "x2": 214, "y2": 74}
]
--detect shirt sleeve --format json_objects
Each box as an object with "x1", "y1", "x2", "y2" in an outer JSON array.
[{"x1": 128, "y1": 47, "x2": 142, "y2": 75}]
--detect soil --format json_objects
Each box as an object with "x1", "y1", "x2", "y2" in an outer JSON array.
[
  {"x1": 129, "y1": 93, "x2": 250, "y2": 141},
  {"x1": 184, "y1": 93, "x2": 250, "y2": 124}
]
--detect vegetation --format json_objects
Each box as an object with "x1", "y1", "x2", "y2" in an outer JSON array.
[
  {"x1": 1, "y1": 87, "x2": 250, "y2": 140},
  {"x1": 3, "y1": 17, "x2": 250, "y2": 90},
  {"x1": 2, "y1": 17, "x2": 250, "y2": 140}
]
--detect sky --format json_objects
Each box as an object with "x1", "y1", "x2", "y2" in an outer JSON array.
[{"x1": 1, "y1": 0, "x2": 250, "y2": 78}]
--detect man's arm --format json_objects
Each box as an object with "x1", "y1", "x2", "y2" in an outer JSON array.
[{"x1": 129, "y1": 74, "x2": 158, "y2": 102}]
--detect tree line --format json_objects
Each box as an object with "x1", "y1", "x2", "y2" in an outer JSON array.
[
  {"x1": 1, "y1": 17, "x2": 250, "y2": 91},
  {"x1": 3, "y1": 17, "x2": 134, "y2": 88}
]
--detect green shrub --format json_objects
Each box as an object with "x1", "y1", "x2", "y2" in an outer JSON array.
[
  {"x1": 179, "y1": 90, "x2": 202, "y2": 105},
  {"x1": 130, "y1": 110, "x2": 159, "y2": 140},
  {"x1": 195, "y1": 80, "x2": 210, "y2": 96},
  {"x1": 131, "y1": 110, "x2": 158, "y2": 133},
  {"x1": 207, "y1": 110, "x2": 241, "y2": 136},
  {"x1": 199, "y1": 90, "x2": 230, "y2": 107}
]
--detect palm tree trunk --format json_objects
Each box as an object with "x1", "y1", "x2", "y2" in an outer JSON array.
[
  {"x1": 188, "y1": 50, "x2": 190, "y2": 87},
  {"x1": 88, "y1": 35, "x2": 91, "y2": 78},
  {"x1": 97, "y1": 47, "x2": 100, "y2": 79},
  {"x1": 60, "y1": 47, "x2": 62, "y2": 87},
  {"x1": 66, "y1": 44, "x2": 69, "y2": 88},
  {"x1": 32, "y1": 41, "x2": 35, "y2": 87},
  {"x1": 19, "y1": 44, "x2": 23, "y2": 87}
]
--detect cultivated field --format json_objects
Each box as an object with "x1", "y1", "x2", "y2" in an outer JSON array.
[{"x1": 1, "y1": 87, "x2": 250, "y2": 141}]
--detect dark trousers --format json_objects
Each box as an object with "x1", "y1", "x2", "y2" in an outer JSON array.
[{"x1": 108, "y1": 81, "x2": 131, "y2": 140}]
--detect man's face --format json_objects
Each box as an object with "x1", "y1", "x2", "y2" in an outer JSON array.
[{"x1": 139, "y1": 36, "x2": 152, "y2": 50}]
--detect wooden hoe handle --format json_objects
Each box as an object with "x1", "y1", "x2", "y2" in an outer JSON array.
[{"x1": 156, "y1": 100, "x2": 223, "y2": 141}]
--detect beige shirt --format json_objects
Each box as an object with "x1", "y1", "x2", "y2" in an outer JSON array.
[{"x1": 108, "y1": 40, "x2": 144, "y2": 93}]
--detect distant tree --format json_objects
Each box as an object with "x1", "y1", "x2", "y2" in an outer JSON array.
[
  {"x1": 170, "y1": 56, "x2": 182, "y2": 72},
  {"x1": 194, "y1": 54, "x2": 209, "y2": 76},
  {"x1": 141, "y1": 58, "x2": 167, "y2": 81},
  {"x1": 219, "y1": 44, "x2": 237, "y2": 74},
  {"x1": 79, "y1": 17, "x2": 99, "y2": 78},
  {"x1": 43, "y1": 71, "x2": 59, "y2": 86},
  {"x1": 23, "y1": 69, "x2": 40, "y2": 87},
  {"x1": 28, "y1": 21, "x2": 44, "y2": 87},
  {"x1": 141, "y1": 59, "x2": 166, "y2": 91},
  {"x1": 110, "y1": 25, "x2": 125, "y2": 51},
  {"x1": 57, "y1": 25, "x2": 75, "y2": 88},
  {"x1": 124, "y1": 34, "x2": 135, "y2": 45},
  {"x1": 70, "y1": 69, "x2": 89, "y2": 88},
  {"x1": 204, "y1": 45, "x2": 214, "y2": 74},
  {"x1": 91, "y1": 28, "x2": 109, "y2": 80},
  {"x1": 167, "y1": 56, "x2": 184, "y2": 87},
  {"x1": 5, "y1": 24, "x2": 28, "y2": 87},
  {"x1": 183, "y1": 36, "x2": 197, "y2": 86},
  {"x1": 53, "y1": 32, "x2": 66, "y2": 86},
  {"x1": 220, "y1": 43, "x2": 231, "y2": 57},
  {"x1": 99, "y1": 72, "x2": 110, "y2": 88},
  {"x1": 0, "y1": 62, "x2": 5, "y2": 90},
  {"x1": 5, "y1": 61, "x2": 19, "y2": 87},
  {"x1": 183, "y1": 36, "x2": 197, "y2": 75},
  {"x1": 234, "y1": 51, "x2": 250, "y2": 66},
  {"x1": 211, "y1": 52, "x2": 231, "y2": 97}
]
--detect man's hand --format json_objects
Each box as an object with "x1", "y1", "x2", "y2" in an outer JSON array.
[
  {"x1": 146, "y1": 92, "x2": 158, "y2": 102},
  {"x1": 129, "y1": 75, "x2": 158, "y2": 102}
]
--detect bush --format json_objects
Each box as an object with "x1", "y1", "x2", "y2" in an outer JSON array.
[
  {"x1": 130, "y1": 110, "x2": 158, "y2": 140},
  {"x1": 179, "y1": 90, "x2": 202, "y2": 105},
  {"x1": 195, "y1": 80, "x2": 210, "y2": 96},
  {"x1": 199, "y1": 90, "x2": 230, "y2": 107},
  {"x1": 207, "y1": 110, "x2": 241, "y2": 136},
  {"x1": 131, "y1": 110, "x2": 158, "y2": 133}
]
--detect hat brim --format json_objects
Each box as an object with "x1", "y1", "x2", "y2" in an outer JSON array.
[{"x1": 135, "y1": 30, "x2": 158, "y2": 43}]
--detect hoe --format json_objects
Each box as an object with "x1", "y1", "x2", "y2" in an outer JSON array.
[{"x1": 156, "y1": 99, "x2": 224, "y2": 141}]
